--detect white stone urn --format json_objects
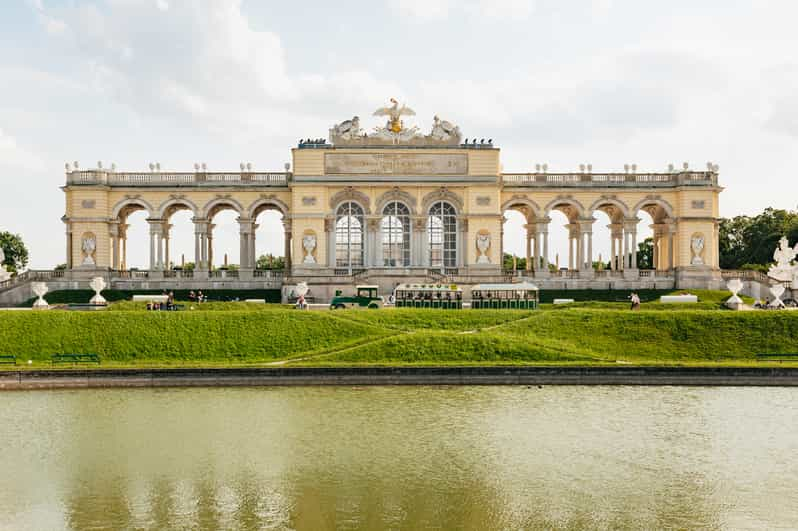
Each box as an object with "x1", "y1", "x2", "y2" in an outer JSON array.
[
  {"x1": 302, "y1": 234, "x2": 317, "y2": 264},
  {"x1": 770, "y1": 284, "x2": 786, "y2": 308},
  {"x1": 89, "y1": 276, "x2": 108, "y2": 305},
  {"x1": 0, "y1": 266, "x2": 9, "y2": 283},
  {"x1": 31, "y1": 282, "x2": 49, "y2": 309},
  {"x1": 725, "y1": 278, "x2": 744, "y2": 310}
]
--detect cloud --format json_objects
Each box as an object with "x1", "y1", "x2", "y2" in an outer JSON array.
[
  {"x1": 0, "y1": 128, "x2": 44, "y2": 171},
  {"x1": 393, "y1": 0, "x2": 535, "y2": 21}
]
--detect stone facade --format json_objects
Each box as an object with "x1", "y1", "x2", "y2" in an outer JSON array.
[{"x1": 60, "y1": 122, "x2": 723, "y2": 300}]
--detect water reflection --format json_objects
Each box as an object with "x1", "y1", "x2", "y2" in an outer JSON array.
[{"x1": 1, "y1": 386, "x2": 797, "y2": 529}]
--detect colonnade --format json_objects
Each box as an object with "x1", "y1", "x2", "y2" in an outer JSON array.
[
  {"x1": 519, "y1": 215, "x2": 677, "y2": 273},
  {"x1": 109, "y1": 215, "x2": 292, "y2": 272}
]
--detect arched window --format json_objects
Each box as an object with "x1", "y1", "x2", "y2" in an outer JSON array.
[
  {"x1": 336, "y1": 202, "x2": 364, "y2": 268},
  {"x1": 428, "y1": 201, "x2": 457, "y2": 267},
  {"x1": 381, "y1": 202, "x2": 410, "y2": 267}
]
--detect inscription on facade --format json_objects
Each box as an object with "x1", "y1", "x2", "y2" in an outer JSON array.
[
  {"x1": 476, "y1": 196, "x2": 491, "y2": 206},
  {"x1": 302, "y1": 196, "x2": 317, "y2": 206},
  {"x1": 691, "y1": 200, "x2": 706, "y2": 210},
  {"x1": 81, "y1": 200, "x2": 96, "y2": 209},
  {"x1": 325, "y1": 153, "x2": 467, "y2": 175}
]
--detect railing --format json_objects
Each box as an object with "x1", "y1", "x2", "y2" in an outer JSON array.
[
  {"x1": 253, "y1": 269, "x2": 284, "y2": 280},
  {"x1": 721, "y1": 269, "x2": 770, "y2": 283},
  {"x1": 209, "y1": 270, "x2": 239, "y2": 279},
  {"x1": 67, "y1": 170, "x2": 290, "y2": 187},
  {"x1": 334, "y1": 268, "x2": 367, "y2": 277},
  {"x1": 0, "y1": 270, "x2": 66, "y2": 291},
  {"x1": 501, "y1": 171, "x2": 717, "y2": 188}
]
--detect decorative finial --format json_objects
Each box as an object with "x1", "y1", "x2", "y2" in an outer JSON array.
[
  {"x1": 535, "y1": 164, "x2": 541, "y2": 172},
  {"x1": 542, "y1": 163, "x2": 548, "y2": 173},
  {"x1": 74, "y1": 161, "x2": 79, "y2": 169},
  {"x1": 194, "y1": 163, "x2": 200, "y2": 171},
  {"x1": 111, "y1": 163, "x2": 116, "y2": 171},
  {"x1": 683, "y1": 162, "x2": 689, "y2": 170},
  {"x1": 149, "y1": 163, "x2": 155, "y2": 171},
  {"x1": 668, "y1": 163, "x2": 674, "y2": 172},
  {"x1": 240, "y1": 162, "x2": 245, "y2": 171},
  {"x1": 631, "y1": 164, "x2": 637, "y2": 172},
  {"x1": 246, "y1": 163, "x2": 252, "y2": 171},
  {"x1": 155, "y1": 163, "x2": 161, "y2": 171},
  {"x1": 579, "y1": 164, "x2": 585, "y2": 173},
  {"x1": 65, "y1": 162, "x2": 71, "y2": 171},
  {"x1": 201, "y1": 163, "x2": 207, "y2": 171},
  {"x1": 284, "y1": 162, "x2": 291, "y2": 171},
  {"x1": 624, "y1": 164, "x2": 629, "y2": 173},
  {"x1": 587, "y1": 164, "x2": 592, "y2": 172},
  {"x1": 97, "y1": 161, "x2": 103, "y2": 169}
]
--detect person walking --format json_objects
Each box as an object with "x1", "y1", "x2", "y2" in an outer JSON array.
[{"x1": 630, "y1": 292, "x2": 641, "y2": 311}]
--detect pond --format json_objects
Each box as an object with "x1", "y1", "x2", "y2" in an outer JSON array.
[{"x1": 1, "y1": 386, "x2": 797, "y2": 530}]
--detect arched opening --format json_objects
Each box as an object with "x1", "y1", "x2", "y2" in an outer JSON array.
[
  {"x1": 117, "y1": 208, "x2": 150, "y2": 271},
  {"x1": 253, "y1": 208, "x2": 286, "y2": 270},
  {"x1": 207, "y1": 204, "x2": 241, "y2": 271},
  {"x1": 590, "y1": 201, "x2": 627, "y2": 272},
  {"x1": 162, "y1": 204, "x2": 195, "y2": 271},
  {"x1": 381, "y1": 201, "x2": 410, "y2": 267},
  {"x1": 427, "y1": 201, "x2": 457, "y2": 269},
  {"x1": 501, "y1": 209, "x2": 527, "y2": 271},
  {"x1": 590, "y1": 210, "x2": 613, "y2": 271},
  {"x1": 546, "y1": 202, "x2": 582, "y2": 271},
  {"x1": 336, "y1": 201, "x2": 364, "y2": 269},
  {"x1": 634, "y1": 201, "x2": 674, "y2": 272}
]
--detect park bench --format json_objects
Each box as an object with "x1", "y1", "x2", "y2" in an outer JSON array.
[
  {"x1": 756, "y1": 353, "x2": 798, "y2": 362},
  {"x1": 0, "y1": 355, "x2": 16, "y2": 365},
  {"x1": 51, "y1": 354, "x2": 101, "y2": 365}
]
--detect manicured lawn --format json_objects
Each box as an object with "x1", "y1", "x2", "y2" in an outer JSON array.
[{"x1": 1, "y1": 291, "x2": 794, "y2": 369}]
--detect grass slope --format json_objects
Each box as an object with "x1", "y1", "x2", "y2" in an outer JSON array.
[
  {"x1": 319, "y1": 310, "x2": 798, "y2": 365},
  {"x1": 0, "y1": 310, "x2": 385, "y2": 364}
]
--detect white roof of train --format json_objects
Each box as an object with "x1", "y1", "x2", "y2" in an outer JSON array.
[{"x1": 471, "y1": 282, "x2": 539, "y2": 291}]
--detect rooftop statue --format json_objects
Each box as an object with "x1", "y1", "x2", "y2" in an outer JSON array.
[
  {"x1": 768, "y1": 236, "x2": 798, "y2": 283},
  {"x1": 328, "y1": 99, "x2": 463, "y2": 146}
]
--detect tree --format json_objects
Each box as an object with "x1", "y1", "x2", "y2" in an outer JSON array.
[
  {"x1": 0, "y1": 232, "x2": 29, "y2": 273},
  {"x1": 256, "y1": 254, "x2": 285, "y2": 270},
  {"x1": 502, "y1": 252, "x2": 526, "y2": 271},
  {"x1": 719, "y1": 208, "x2": 798, "y2": 269},
  {"x1": 636, "y1": 237, "x2": 654, "y2": 269}
]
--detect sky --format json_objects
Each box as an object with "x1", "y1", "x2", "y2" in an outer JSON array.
[{"x1": 2, "y1": 0, "x2": 798, "y2": 269}]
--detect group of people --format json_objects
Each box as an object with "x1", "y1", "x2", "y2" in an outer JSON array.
[
  {"x1": 187, "y1": 290, "x2": 206, "y2": 303},
  {"x1": 146, "y1": 291, "x2": 177, "y2": 311}
]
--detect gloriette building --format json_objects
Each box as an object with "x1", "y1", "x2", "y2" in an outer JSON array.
[{"x1": 54, "y1": 100, "x2": 722, "y2": 301}]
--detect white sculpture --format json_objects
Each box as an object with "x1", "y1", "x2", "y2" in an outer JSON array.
[
  {"x1": 0, "y1": 247, "x2": 9, "y2": 282},
  {"x1": 769, "y1": 284, "x2": 786, "y2": 308},
  {"x1": 330, "y1": 116, "x2": 362, "y2": 140},
  {"x1": 302, "y1": 234, "x2": 317, "y2": 264},
  {"x1": 89, "y1": 276, "x2": 107, "y2": 305},
  {"x1": 81, "y1": 235, "x2": 97, "y2": 266},
  {"x1": 476, "y1": 233, "x2": 491, "y2": 264},
  {"x1": 430, "y1": 115, "x2": 462, "y2": 143},
  {"x1": 31, "y1": 282, "x2": 49, "y2": 309},
  {"x1": 768, "y1": 236, "x2": 798, "y2": 282},
  {"x1": 725, "y1": 278, "x2": 744, "y2": 310},
  {"x1": 690, "y1": 234, "x2": 705, "y2": 265}
]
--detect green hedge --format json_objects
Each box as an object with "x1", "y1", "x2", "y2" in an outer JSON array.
[
  {"x1": 0, "y1": 310, "x2": 382, "y2": 363},
  {"x1": 19, "y1": 289, "x2": 282, "y2": 307}
]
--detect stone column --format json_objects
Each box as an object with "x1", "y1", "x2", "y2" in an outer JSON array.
[
  {"x1": 587, "y1": 232, "x2": 593, "y2": 271},
  {"x1": 238, "y1": 217, "x2": 252, "y2": 272},
  {"x1": 147, "y1": 219, "x2": 164, "y2": 271},
  {"x1": 668, "y1": 226, "x2": 675, "y2": 271},
  {"x1": 457, "y1": 218, "x2": 468, "y2": 268},
  {"x1": 366, "y1": 216, "x2": 380, "y2": 268},
  {"x1": 631, "y1": 230, "x2": 638, "y2": 269},
  {"x1": 542, "y1": 228, "x2": 550, "y2": 274},
  {"x1": 192, "y1": 218, "x2": 209, "y2": 272},
  {"x1": 207, "y1": 224, "x2": 215, "y2": 271},
  {"x1": 250, "y1": 222, "x2": 258, "y2": 270},
  {"x1": 610, "y1": 233, "x2": 616, "y2": 271},
  {"x1": 162, "y1": 222, "x2": 171, "y2": 271},
  {"x1": 621, "y1": 230, "x2": 628, "y2": 270},
  {"x1": 326, "y1": 217, "x2": 336, "y2": 268},
  {"x1": 524, "y1": 224, "x2": 533, "y2": 271},
  {"x1": 411, "y1": 216, "x2": 427, "y2": 267},
  {"x1": 109, "y1": 223, "x2": 120, "y2": 271},
  {"x1": 283, "y1": 219, "x2": 292, "y2": 271}
]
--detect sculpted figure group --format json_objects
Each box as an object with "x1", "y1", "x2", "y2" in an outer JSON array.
[{"x1": 330, "y1": 99, "x2": 462, "y2": 146}]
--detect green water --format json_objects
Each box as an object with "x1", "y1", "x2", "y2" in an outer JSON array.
[{"x1": 1, "y1": 386, "x2": 797, "y2": 530}]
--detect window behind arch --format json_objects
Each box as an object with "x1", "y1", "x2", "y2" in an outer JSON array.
[
  {"x1": 381, "y1": 202, "x2": 410, "y2": 267},
  {"x1": 335, "y1": 202, "x2": 364, "y2": 268},
  {"x1": 428, "y1": 201, "x2": 457, "y2": 267}
]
